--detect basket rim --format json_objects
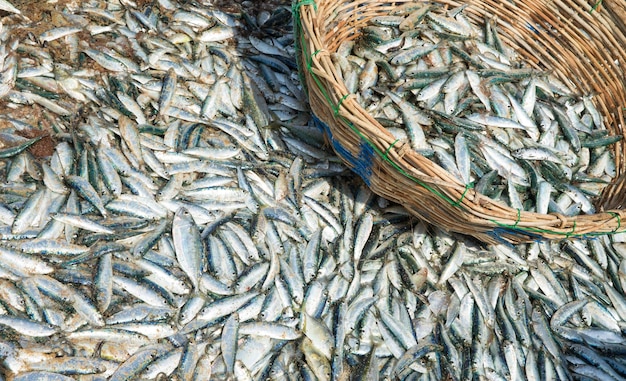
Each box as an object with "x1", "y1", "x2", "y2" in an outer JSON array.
[{"x1": 294, "y1": 0, "x2": 626, "y2": 243}]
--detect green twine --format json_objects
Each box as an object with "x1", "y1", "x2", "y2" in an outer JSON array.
[
  {"x1": 293, "y1": 0, "x2": 317, "y2": 12},
  {"x1": 565, "y1": 221, "x2": 577, "y2": 238},
  {"x1": 382, "y1": 139, "x2": 400, "y2": 161},
  {"x1": 334, "y1": 93, "x2": 350, "y2": 115},
  {"x1": 452, "y1": 182, "x2": 474, "y2": 207},
  {"x1": 609, "y1": 212, "x2": 622, "y2": 233},
  {"x1": 589, "y1": 0, "x2": 602, "y2": 13},
  {"x1": 491, "y1": 215, "x2": 626, "y2": 239}
]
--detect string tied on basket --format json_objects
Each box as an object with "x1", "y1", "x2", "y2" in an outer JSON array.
[
  {"x1": 452, "y1": 182, "x2": 474, "y2": 207},
  {"x1": 608, "y1": 211, "x2": 622, "y2": 233}
]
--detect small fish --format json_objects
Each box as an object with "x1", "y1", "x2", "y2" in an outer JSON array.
[
  {"x1": 172, "y1": 208, "x2": 203, "y2": 290},
  {"x1": 65, "y1": 175, "x2": 108, "y2": 217},
  {"x1": 157, "y1": 68, "x2": 177, "y2": 120}
]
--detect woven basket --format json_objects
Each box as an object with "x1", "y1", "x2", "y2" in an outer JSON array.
[{"x1": 293, "y1": 0, "x2": 626, "y2": 244}]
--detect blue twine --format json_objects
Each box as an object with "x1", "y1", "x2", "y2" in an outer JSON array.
[
  {"x1": 525, "y1": 22, "x2": 539, "y2": 34},
  {"x1": 487, "y1": 226, "x2": 544, "y2": 246},
  {"x1": 312, "y1": 114, "x2": 373, "y2": 185}
]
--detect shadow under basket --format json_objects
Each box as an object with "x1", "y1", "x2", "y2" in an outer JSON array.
[{"x1": 293, "y1": 0, "x2": 626, "y2": 244}]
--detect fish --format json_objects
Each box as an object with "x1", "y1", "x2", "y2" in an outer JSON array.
[
  {"x1": 0, "y1": 0, "x2": 621, "y2": 380},
  {"x1": 332, "y1": 3, "x2": 616, "y2": 216}
]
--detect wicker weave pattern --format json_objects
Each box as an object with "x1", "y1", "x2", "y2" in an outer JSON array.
[{"x1": 294, "y1": 0, "x2": 626, "y2": 244}]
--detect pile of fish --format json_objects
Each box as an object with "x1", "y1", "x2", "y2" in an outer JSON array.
[
  {"x1": 331, "y1": 3, "x2": 619, "y2": 216},
  {"x1": 0, "y1": 0, "x2": 624, "y2": 380}
]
